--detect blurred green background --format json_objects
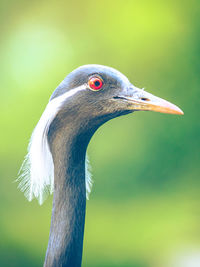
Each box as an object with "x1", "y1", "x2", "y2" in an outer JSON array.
[{"x1": 0, "y1": 0, "x2": 199, "y2": 266}]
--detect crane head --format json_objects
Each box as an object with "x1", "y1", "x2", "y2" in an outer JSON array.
[{"x1": 18, "y1": 64, "x2": 183, "y2": 205}]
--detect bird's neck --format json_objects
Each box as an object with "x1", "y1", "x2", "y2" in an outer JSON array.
[
  {"x1": 44, "y1": 123, "x2": 89, "y2": 267},
  {"x1": 43, "y1": 110, "x2": 115, "y2": 267}
]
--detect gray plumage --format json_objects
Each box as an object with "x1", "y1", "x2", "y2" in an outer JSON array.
[{"x1": 18, "y1": 65, "x2": 183, "y2": 267}]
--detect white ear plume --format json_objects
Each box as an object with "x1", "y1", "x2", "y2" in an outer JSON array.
[{"x1": 17, "y1": 84, "x2": 92, "y2": 205}]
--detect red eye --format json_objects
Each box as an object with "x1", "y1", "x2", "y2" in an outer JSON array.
[{"x1": 88, "y1": 76, "x2": 103, "y2": 91}]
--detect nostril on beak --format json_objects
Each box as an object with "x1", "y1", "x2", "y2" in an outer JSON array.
[{"x1": 141, "y1": 97, "x2": 150, "y2": 101}]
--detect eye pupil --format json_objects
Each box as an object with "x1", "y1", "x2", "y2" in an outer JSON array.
[
  {"x1": 88, "y1": 76, "x2": 103, "y2": 91},
  {"x1": 94, "y1": 80, "x2": 100, "y2": 87}
]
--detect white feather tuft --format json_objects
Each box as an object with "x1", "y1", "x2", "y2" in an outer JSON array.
[
  {"x1": 85, "y1": 154, "x2": 93, "y2": 200},
  {"x1": 17, "y1": 84, "x2": 93, "y2": 205}
]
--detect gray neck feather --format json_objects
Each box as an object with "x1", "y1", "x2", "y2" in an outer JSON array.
[
  {"x1": 43, "y1": 106, "x2": 120, "y2": 267},
  {"x1": 44, "y1": 116, "x2": 91, "y2": 267}
]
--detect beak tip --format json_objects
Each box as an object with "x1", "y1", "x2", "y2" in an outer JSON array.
[
  {"x1": 156, "y1": 100, "x2": 184, "y2": 116},
  {"x1": 173, "y1": 107, "x2": 184, "y2": 115}
]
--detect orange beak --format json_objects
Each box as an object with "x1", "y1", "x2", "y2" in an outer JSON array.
[{"x1": 124, "y1": 87, "x2": 184, "y2": 115}]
